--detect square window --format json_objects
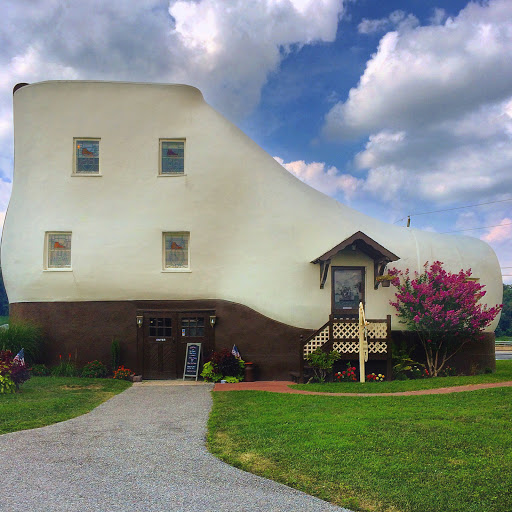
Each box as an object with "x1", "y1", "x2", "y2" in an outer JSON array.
[
  {"x1": 74, "y1": 139, "x2": 99, "y2": 174},
  {"x1": 160, "y1": 140, "x2": 184, "y2": 175},
  {"x1": 46, "y1": 232, "x2": 72, "y2": 269},
  {"x1": 163, "y1": 232, "x2": 189, "y2": 269}
]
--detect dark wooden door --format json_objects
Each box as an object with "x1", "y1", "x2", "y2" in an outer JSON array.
[
  {"x1": 143, "y1": 313, "x2": 177, "y2": 379},
  {"x1": 142, "y1": 310, "x2": 214, "y2": 379}
]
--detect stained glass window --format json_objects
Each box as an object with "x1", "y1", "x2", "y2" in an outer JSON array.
[
  {"x1": 47, "y1": 232, "x2": 71, "y2": 269},
  {"x1": 160, "y1": 140, "x2": 184, "y2": 175},
  {"x1": 75, "y1": 139, "x2": 99, "y2": 174},
  {"x1": 163, "y1": 232, "x2": 189, "y2": 269},
  {"x1": 332, "y1": 268, "x2": 364, "y2": 312}
]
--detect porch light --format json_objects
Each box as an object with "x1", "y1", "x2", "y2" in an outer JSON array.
[
  {"x1": 136, "y1": 315, "x2": 143, "y2": 328},
  {"x1": 209, "y1": 315, "x2": 217, "y2": 327}
]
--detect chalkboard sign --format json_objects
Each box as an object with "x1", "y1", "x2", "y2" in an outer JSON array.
[{"x1": 183, "y1": 343, "x2": 202, "y2": 381}]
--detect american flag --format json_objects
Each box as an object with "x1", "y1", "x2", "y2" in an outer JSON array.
[
  {"x1": 231, "y1": 345, "x2": 241, "y2": 360},
  {"x1": 13, "y1": 348, "x2": 25, "y2": 365}
]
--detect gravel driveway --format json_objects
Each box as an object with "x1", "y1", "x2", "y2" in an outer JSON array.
[{"x1": 0, "y1": 382, "x2": 351, "y2": 512}]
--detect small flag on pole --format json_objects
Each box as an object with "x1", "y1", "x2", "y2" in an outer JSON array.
[
  {"x1": 13, "y1": 348, "x2": 25, "y2": 365},
  {"x1": 231, "y1": 345, "x2": 241, "y2": 360}
]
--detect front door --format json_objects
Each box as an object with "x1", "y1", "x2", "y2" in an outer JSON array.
[
  {"x1": 331, "y1": 266, "x2": 365, "y2": 316},
  {"x1": 141, "y1": 310, "x2": 214, "y2": 379},
  {"x1": 143, "y1": 313, "x2": 176, "y2": 379}
]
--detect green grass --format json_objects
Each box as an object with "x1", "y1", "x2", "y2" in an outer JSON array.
[
  {"x1": 291, "y1": 360, "x2": 512, "y2": 393},
  {"x1": 496, "y1": 336, "x2": 512, "y2": 342},
  {"x1": 0, "y1": 376, "x2": 132, "y2": 434},
  {"x1": 0, "y1": 316, "x2": 8, "y2": 325},
  {"x1": 209, "y1": 386, "x2": 512, "y2": 512}
]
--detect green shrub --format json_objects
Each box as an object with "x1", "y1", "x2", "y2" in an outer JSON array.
[
  {"x1": 223, "y1": 375, "x2": 243, "y2": 383},
  {"x1": 200, "y1": 361, "x2": 222, "y2": 382},
  {"x1": 306, "y1": 348, "x2": 341, "y2": 382},
  {"x1": 30, "y1": 364, "x2": 50, "y2": 376},
  {"x1": 0, "y1": 374, "x2": 15, "y2": 394},
  {"x1": 0, "y1": 322, "x2": 43, "y2": 365},
  {"x1": 111, "y1": 339, "x2": 120, "y2": 371},
  {"x1": 82, "y1": 360, "x2": 108, "y2": 378}
]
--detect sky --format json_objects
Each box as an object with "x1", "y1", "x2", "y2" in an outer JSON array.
[{"x1": 0, "y1": 0, "x2": 511, "y2": 283}]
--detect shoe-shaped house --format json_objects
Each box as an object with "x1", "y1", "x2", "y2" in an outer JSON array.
[{"x1": 2, "y1": 81, "x2": 502, "y2": 379}]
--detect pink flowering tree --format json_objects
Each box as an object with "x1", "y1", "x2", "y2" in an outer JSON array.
[{"x1": 388, "y1": 261, "x2": 502, "y2": 377}]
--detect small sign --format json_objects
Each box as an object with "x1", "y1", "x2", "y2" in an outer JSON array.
[
  {"x1": 182, "y1": 328, "x2": 186, "y2": 336},
  {"x1": 183, "y1": 343, "x2": 202, "y2": 381}
]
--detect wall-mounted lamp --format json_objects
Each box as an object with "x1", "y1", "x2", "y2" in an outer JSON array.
[
  {"x1": 209, "y1": 315, "x2": 217, "y2": 327},
  {"x1": 136, "y1": 315, "x2": 143, "y2": 328}
]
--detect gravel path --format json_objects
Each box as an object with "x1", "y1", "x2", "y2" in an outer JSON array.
[{"x1": 0, "y1": 383, "x2": 351, "y2": 512}]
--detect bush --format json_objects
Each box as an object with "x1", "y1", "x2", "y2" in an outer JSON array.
[
  {"x1": 200, "y1": 361, "x2": 222, "y2": 382},
  {"x1": 51, "y1": 354, "x2": 79, "y2": 377},
  {"x1": 111, "y1": 339, "x2": 120, "y2": 372},
  {"x1": 82, "y1": 360, "x2": 108, "y2": 378},
  {"x1": 113, "y1": 365, "x2": 133, "y2": 380},
  {"x1": 0, "y1": 322, "x2": 43, "y2": 365},
  {"x1": 306, "y1": 348, "x2": 341, "y2": 382},
  {"x1": 0, "y1": 349, "x2": 30, "y2": 390},
  {"x1": 0, "y1": 374, "x2": 15, "y2": 394},
  {"x1": 30, "y1": 364, "x2": 50, "y2": 376},
  {"x1": 210, "y1": 349, "x2": 244, "y2": 378}
]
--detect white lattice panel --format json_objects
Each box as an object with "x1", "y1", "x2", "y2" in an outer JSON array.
[
  {"x1": 332, "y1": 322, "x2": 358, "y2": 339},
  {"x1": 303, "y1": 325, "x2": 329, "y2": 357},
  {"x1": 369, "y1": 341, "x2": 387, "y2": 353},
  {"x1": 333, "y1": 341, "x2": 359, "y2": 353},
  {"x1": 367, "y1": 323, "x2": 388, "y2": 339}
]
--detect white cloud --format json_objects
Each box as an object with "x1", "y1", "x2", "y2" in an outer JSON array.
[
  {"x1": 324, "y1": 0, "x2": 512, "y2": 205},
  {"x1": 481, "y1": 217, "x2": 512, "y2": 243},
  {"x1": 274, "y1": 157, "x2": 360, "y2": 198},
  {"x1": 358, "y1": 10, "x2": 418, "y2": 35}
]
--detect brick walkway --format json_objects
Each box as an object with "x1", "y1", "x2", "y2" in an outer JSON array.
[{"x1": 213, "y1": 380, "x2": 512, "y2": 396}]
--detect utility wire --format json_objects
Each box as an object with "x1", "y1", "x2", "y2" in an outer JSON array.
[
  {"x1": 394, "y1": 198, "x2": 512, "y2": 224},
  {"x1": 440, "y1": 222, "x2": 512, "y2": 234}
]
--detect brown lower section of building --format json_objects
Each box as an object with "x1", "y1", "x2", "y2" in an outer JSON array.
[
  {"x1": 10, "y1": 299, "x2": 314, "y2": 380},
  {"x1": 10, "y1": 300, "x2": 496, "y2": 379}
]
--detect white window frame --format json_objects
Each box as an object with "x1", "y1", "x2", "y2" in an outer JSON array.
[
  {"x1": 45, "y1": 232, "x2": 72, "y2": 271},
  {"x1": 162, "y1": 232, "x2": 191, "y2": 272},
  {"x1": 73, "y1": 138, "x2": 101, "y2": 176},
  {"x1": 159, "y1": 139, "x2": 186, "y2": 176}
]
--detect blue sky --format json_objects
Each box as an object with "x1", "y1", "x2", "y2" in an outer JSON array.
[{"x1": 0, "y1": 0, "x2": 511, "y2": 282}]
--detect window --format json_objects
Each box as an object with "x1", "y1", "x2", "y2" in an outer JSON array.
[
  {"x1": 160, "y1": 139, "x2": 185, "y2": 175},
  {"x1": 181, "y1": 318, "x2": 204, "y2": 337},
  {"x1": 46, "y1": 232, "x2": 72, "y2": 269},
  {"x1": 332, "y1": 267, "x2": 365, "y2": 315},
  {"x1": 163, "y1": 232, "x2": 189, "y2": 270},
  {"x1": 74, "y1": 139, "x2": 100, "y2": 174}
]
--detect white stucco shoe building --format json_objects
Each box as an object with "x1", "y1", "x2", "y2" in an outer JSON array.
[{"x1": 1, "y1": 81, "x2": 502, "y2": 379}]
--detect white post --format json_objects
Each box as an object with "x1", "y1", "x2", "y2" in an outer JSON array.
[{"x1": 358, "y1": 302, "x2": 368, "y2": 383}]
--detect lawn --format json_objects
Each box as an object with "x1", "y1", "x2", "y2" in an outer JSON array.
[
  {"x1": 0, "y1": 376, "x2": 132, "y2": 434},
  {"x1": 209, "y1": 365, "x2": 512, "y2": 512},
  {"x1": 291, "y1": 360, "x2": 512, "y2": 393}
]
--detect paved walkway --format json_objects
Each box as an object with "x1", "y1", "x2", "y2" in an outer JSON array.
[
  {"x1": 0, "y1": 383, "x2": 350, "y2": 512},
  {"x1": 213, "y1": 380, "x2": 512, "y2": 396}
]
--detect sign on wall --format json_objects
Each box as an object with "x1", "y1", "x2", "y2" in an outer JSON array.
[{"x1": 183, "y1": 343, "x2": 202, "y2": 381}]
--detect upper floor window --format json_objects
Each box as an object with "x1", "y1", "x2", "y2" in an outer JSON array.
[
  {"x1": 46, "y1": 232, "x2": 72, "y2": 269},
  {"x1": 74, "y1": 139, "x2": 100, "y2": 175},
  {"x1": 163, "y1": 232, "x2": 189, "y2": 270},
  {"x1": 160, "y1": 139, "x2": 185, "y2": 175}
]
